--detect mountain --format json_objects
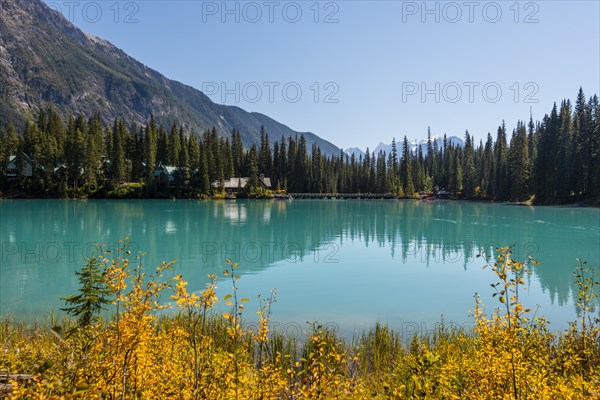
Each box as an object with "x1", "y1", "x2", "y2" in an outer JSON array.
[
  {"x1": 0, "y1": 0, "x2": 340, "y2": 154},
  {"x1": 373, "y1": 142, "x2": 393, "y2": 155},
  {"x1": 350, "y1": 136, "x2": 465, "y2": 158},
  {"x1": 409, "y1": 136, "x2": 464, "y2": 155},
  {"x1": 344, "y1": 147, "x2": 366, "y2": 159}
]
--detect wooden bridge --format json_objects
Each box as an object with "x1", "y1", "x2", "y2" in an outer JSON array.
[{"x1": 288, "y1": 193, "x2": 398, "y2": 200}]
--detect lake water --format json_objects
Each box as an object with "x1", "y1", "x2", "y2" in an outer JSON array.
[{"x1": 1, "y1": 199, "x2": 598, "y2": 338}]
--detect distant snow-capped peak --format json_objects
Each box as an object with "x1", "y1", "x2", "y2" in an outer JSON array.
[{"x1": 346, "y1": 135, "x2": 464, "y2": 158}]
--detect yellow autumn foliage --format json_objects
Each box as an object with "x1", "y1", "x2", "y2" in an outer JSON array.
[{"x1": 1, "y1": 244, "x2": 598, "y2": 399}]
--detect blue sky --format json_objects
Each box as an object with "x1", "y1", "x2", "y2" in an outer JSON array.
[{"x1": 44, "y1": 0, "x2": 600, "y2": 150}]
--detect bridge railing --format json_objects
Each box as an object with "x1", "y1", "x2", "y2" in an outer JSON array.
[{"x1": 288, "y1": 193, "x2": 398, "y2": 199}]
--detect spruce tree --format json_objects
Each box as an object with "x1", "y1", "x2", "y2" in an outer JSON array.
[
  {"x1": 199, "y1": 149, "x2": 210, "y2": 195},
  {"x1": 462, "y1": 131, "x2": 475, "y2": 197},
  {"x1": 556, "y1": 100, "x2": 573, "y2": 203},
  {"x1": 390, "y1": 137, "x2": 399, "y2": 193},
  {"x1": 484, "y1": 133, "x2": 494, "y2": 197},
  {"x1": 178, "y1": 127, "x2": 190, "y2": 192},
  {"x1": 61, "y1": 255, "x2": 112, "y2": 327},
  {"x1": 527, "y1": 113, "x2": 538, "y2": 193},
  {"x1": 144, "y1": 115, "x2": 158, "y2": 183},
  {"x1": 401, "y1": 136, "x2": 414, "y2": 195},
  {"x1": 248, "y1": 145, "x2": 259, "y2": 191},
  {"x1": 110, "y1": 119, "x2": 126, "y2": 183},
  {"x1": 169, "y1": 123, "x2": 180, "y2": 166},
  {"x1": 494, "y1": 122, "x2": 508, "y2": 200},
  {"x1": 508, "y1": 122, "x2": 530, "y2": 201}
]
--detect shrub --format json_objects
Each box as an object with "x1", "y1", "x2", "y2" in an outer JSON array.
[
  {"x1": 3, "y1": 243, "x2": 599, "y2": 399},
  {"x1": 106, "y1": 182, "x2": 145, "y2": 199}
]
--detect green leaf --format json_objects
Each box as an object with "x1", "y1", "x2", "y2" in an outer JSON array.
[{"x1": 223, "y1": 294, "x2": 232, "y2": 301}]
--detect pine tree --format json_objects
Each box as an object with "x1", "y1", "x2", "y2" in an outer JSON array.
[
  {"x1": 279, "y1": 138, "x2": 288, "y2": 190},
  {"x1": 287, "y1": 136, "x2": 297, "y2": 191},
  {"x1": 199, "y1": 148, "x2": 210, "y2": 195},
  {"x1": 84, "y1": 113, "x2": 104, "y2": 189},
  {"x1": 534, "y1": 116, "x2": 549, "y2": 202},
  {"x1": 432, "y1": 137, "x2": 440, "y2": 187},
  {"x1": 494, "y1": 122, "x2": 508, "y2": 200},
  {"x1": 415, "y1": 146, "x2": 425, "y2": 192},
  {"x1": 178, "y1": 127, "x2": 190, "y2": 192},
  {"x1": 259, "y1": 127, "x2": 272, "y2": 177},
  {"x1": 248, "y1": 145, "x2": 259, "y2": 192},
  {"x1": 390, "y1": 137, "x2": 399, "y2": 193},
  {"x1": 231, "y1": 129, "x2": 244, "y2": 177},
  {"x1": 426, "y1": 127, "x2": 434, "y2": 176},
  {"x1": 157, "y1": 125, "x2": 168, "y2": 165},
  {"x1": 310, "y1": 143, "x2": 323, "y2": 192},
  {"x1": 294, "y1": 135, "x2": 308, "y2": 192},
  {"x1": 61, "y1": 255, "x2": 112, "y2": 327},
  {"x1": 556, "y1": 100, "x2": 573, "y2": 203},
  {"x1": 376, "y1": 150, "x2": 387, "y2": 193},
  {"x1": 462, "y1": 131, "x2": 475, "y2": 197},
  {"x1": 369, "y1": 151, "x2": 377, "y2": 191},
  {"x1": 65, "y1": 117, "x2": 84, "y2": 189},
  {"x1": 110, "y1": 119, "x2": 126, "y2": 183},
  {"x1": 130, "y1": 126, "x2": 146, "y2": 182},
  {"x1": 401, "y1": 136, "x2": 414, "y2": 195},
  {"x1": 144, "y1": 115, "x2": 158, "y2": 183},
  {"x1": 451, "y1": 146, "x2": 462, "y2": 192},
  {"x1": 508, "y1": 122, "x2": 530, "y2": 201},
  {"x1": 483, "y1": 133, "x2": 494, "y2": 197},
  {"x1": 573, "y1": 88, "x2": 591, "y2": 197},
  {"x1": 169, "y1": 123, "x2": 180, "y2": 166},
  {"x1": 0, "y1": 88, "x2": 597, "y2": 203},
  {"x1": 527, "y1": 113, "x2": 538, "y2": 193},
  {"x1": 440, "y1": 134, "x2": 450, "y2": 189}
]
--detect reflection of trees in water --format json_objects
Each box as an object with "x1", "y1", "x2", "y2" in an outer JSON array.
[{"x1": 1, "y1": 200, "x2": 598, "y2": 319}]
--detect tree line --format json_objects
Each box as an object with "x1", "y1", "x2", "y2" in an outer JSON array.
[{"x1": 0, "y1": 88, "x2": 598, "y2": 203}]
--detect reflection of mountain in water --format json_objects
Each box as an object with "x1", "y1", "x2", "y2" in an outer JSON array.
[{"x1": 0, "y1": 200, "x2": 598, "y2": 320}]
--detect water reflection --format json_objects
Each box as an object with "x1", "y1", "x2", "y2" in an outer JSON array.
[
  {"x1": 219, "y1": 202, "x2": 248, "y2": 225},
  {"x1": 0, "y1": 199, "x2": 598, "y2": 327}
]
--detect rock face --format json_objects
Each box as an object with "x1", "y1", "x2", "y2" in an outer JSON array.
[{"x1": 0, "y1": 0, "x2": 340, "y2": 154}]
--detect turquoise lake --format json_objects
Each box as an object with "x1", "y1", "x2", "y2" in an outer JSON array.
[{"x1": 1, "y1": 200, "x2": 598, "y2": 339}]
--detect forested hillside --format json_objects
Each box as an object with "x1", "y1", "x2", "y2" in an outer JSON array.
[
  {"x1": 1, "y1": 88, "x2": 598, "y2": 204},
  {"x1": 0, "y1": 0, "x2": 339, "y2": 154}
]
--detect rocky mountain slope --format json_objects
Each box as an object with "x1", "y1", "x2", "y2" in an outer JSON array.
[{"x1": 0, "y1": 0, "x2": 340, "y2": 154}]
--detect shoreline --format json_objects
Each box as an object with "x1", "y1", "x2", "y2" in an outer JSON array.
[{"x1": 1, "y1": 193, "x2": 598, "y2": 207}]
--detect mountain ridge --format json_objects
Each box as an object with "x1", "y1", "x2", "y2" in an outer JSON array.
[
  {"x1": 0, "y1": 0, "x2": 340, "y2": 154},
  {"x1": 345, "y1": 135, "x2": 465, "y2": 158}
]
